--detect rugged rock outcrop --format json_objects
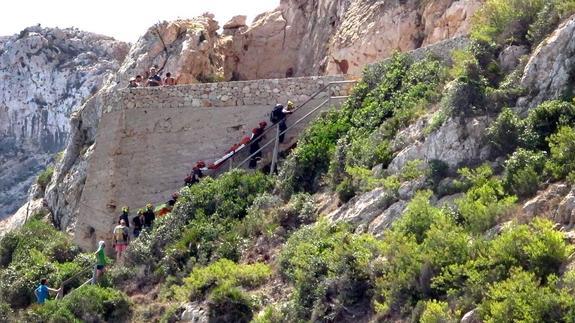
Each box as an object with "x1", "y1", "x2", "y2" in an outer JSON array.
[
  {"x1": 388, "y1": 116, "x2": 491, "y2": 174},
  {"x1": 45, "y1": 15, "x2": 227, "y2": 232},
  {"x1": 518, "y1": 14, "x2": 575, "y2": 110},
  {"x1": 0, "y1": 26, "x2": 128, "y2": 219},
  {"x1": 225, "y1": 0, "x2": 481, "y2": 79}
]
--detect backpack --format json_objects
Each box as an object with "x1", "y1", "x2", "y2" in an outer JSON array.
[
  {"x1": 114, "y1": 226, "x2": 127, "y2": 243},
  {"x1": 270, "y1": 105, "x2": 284, "y2": 123}
]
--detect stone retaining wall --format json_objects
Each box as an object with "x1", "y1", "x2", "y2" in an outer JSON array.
[{"x1": 104, "y1": 75, "x2": 348, "y2": 113}]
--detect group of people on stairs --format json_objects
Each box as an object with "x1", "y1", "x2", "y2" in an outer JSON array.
[{"x1": 33, "y1": 100, "x2": 299, "y2": 304}]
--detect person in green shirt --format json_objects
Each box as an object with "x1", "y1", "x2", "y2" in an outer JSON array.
[{"x1": 92, "y1": 240, "x2": 107, "y2": 284}]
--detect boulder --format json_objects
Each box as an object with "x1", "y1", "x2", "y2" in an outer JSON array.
[
  {"x1": 522, "y1": 183, "x2": 570, "y2": 220},
  {"x1": 556, "y1": 188, "x2": 575, "y2": 228},
  {"x1": 368, "y1": 200, "x2": 408, "y2": 237},
  {"x1": 223, "y1": 15, "x2": 247, "y2": 30},
  {"x1": 328, "y1": 187, "x2": 398, "y2": 228},
  {"x1": 388, "y1": 117, "x2": 490, "y2": 174},
  {"x1": 180, "y1": 302, "x2": 208, "y2": 323},
  {"x1": 460, "y1": 308, "x2": 481, "y2": 323},
  {"x1": 498, "y1": 45, "x2": 529, "y2": 72}
]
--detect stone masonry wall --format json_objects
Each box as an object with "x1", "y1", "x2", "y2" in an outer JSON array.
[
  {"x1": 76, "y1": 75, "x2": 349, "y2": 252},
  {"x1": 104, "y1": 75, "x2": 349, "y2": 113}
]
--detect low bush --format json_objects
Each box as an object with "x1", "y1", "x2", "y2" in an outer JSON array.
[
  {"x1": 0, "y1": 219, "x2": 84, "y2": 309},
  {"x1": 37, "y1": 166, "x2": 54, "y2": 190},
  {"x1": 454, "y1": 165, "x2": 516, "y2": 233},
  {"x1": 503, "y1": 148, "x2": 546, "y2": 197},
  {"x1": 523, "y1": 100, "x2": 575, "y2": 150},
  {"x1": 208, "y1": 283, "x2": 254, "y2": 323},
  {"x1": 480, "y1": 268, "x2": 575, "y2": 322},
  {"x1": 419, "y1": 300, "x2": 457, "y2": 323},
  {"x1": 279, "y1": 220, "x2": 383, "y2": 321},
  {"x1": 486, "y1": 108, "x2": 525, "y2": 156},
  {"x1": 546, "y1": 126, "x2": 575, "y2": 182},
  {"x1": 471, "y1": 0, "x2": 546, "y2": 45},
  {"x1": 127, "y1": 170, "x2": 272, "y2": 271},
  {"x1": 174, "y1": 259, "x2": 271, "y2": 301},
  {"x1": 489, "y1": 219, "x2": 572, "y2": 280},
  {"x1": 26, "y1": 285, "x2": 131, "y2": 322}
]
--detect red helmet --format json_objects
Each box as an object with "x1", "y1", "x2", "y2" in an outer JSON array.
[{"x1": 259, "y1": 121, "x2": 267, "y2": 128}]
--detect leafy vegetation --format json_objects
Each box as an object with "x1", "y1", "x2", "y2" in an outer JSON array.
[
  {"x1": 25, "y1": 285, "x2": 131, "y2": 322},
  {"x1": 279, "y1": 220, "x2": 383, "y2": 321},
  {"x1": 278, "y1": 54, "x2": 446, "y2": 197},
  {"x1": 37, "y1": 166, "x2": 54, "y2": 191}
]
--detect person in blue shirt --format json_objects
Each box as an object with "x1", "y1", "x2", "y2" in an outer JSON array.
[{"x1": 34, "y1": 278, "x2": 61, "y2": 304}]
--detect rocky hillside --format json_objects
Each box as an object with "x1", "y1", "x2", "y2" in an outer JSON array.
[
  {"x1": 0, "y1": 26, "x2": 128, "y2": 219},
  {"x1": 41, "y1": 0, "x2": 482, "y2": 235},
  {"x1": 225, "y1": 0, "x2": 481, "y2": 79},
  {"x1": 43, "y1": 14, "x2": 228, "y2": 233},
  {"x1": 7, "y1": 0, "x2": 575, "y2": 322}
]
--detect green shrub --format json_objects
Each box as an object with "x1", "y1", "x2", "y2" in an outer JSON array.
[
  {"x1": 279, "y1": 220, "x2": 383, "y2": 320},
  {"x1": 419, "y1": 300, "x2": 457, "y2": 323},
  {"x1": 546, "y1": 126, "x2": 575, "y2": 181},
  {"x1": 486, "y1": 108, "x2": 525, "y2": 155},
  {"x1": 0, "y1": 219, "x2": 84, "y2": 309},
  {"x1": 523, "y1": 100, "x2": 575, "y2": 150},
  {"x1": 480, "y1": 268, "x2": 575, "y2": 323},
  {"x1": 455, "y1": 165, "x2": 516, "y2": 233},
  {"x1": 442, "y1": 78, "x2": 486, "y2": 118},
  {"x1": 174, "y1": 259, "x2": 270, "y2": 301},
  {"x1": 471, "y1": 0, "x2": 546, "y2": 45},
  {"x1": 527, "y1": 1, "x2": 575, "y2": 46},
  {"x1": 374, "y1": 230, "x2": 422, "y2": 315},
  {"x1": 208, "y1": 283, "x2": 254, "y2": 323},
  {"x1": 503, "y1": 148, "x2": 546, "y2": 197},
  {"x1": 336, "y1": 177, "x2": 357, "y2": 203},
  {"x1": 128, "y1": 170, "x2": 272, "y2": 270},
  {"x1": 393, "y1": 190, "x2": 444, "y2": 243},
  {"x1": 37, "y1": 166, "x2": 54, "y2": 190},
  {"x1": 490, "y1": 219, "x2": 572, "y2": 280},
  {"x1": 26, "y1": 285, "x2": 131, "y2": 322},
  {"x1": 170, "y1": 260, "x2": 269, "y2": 323}
]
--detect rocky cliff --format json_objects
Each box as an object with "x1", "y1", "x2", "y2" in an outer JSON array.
[
  {"x1": 225, "y1": 0, "x2": 481, "y2": 79},
  {"x1": 0, "y1": 26, "x2": 128, "y2": 219}
]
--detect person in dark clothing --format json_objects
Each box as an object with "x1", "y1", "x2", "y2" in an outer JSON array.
[
  {"x1": 249, "y1": 122, "x2": 267, "y2": 169},
  {"x1": 270, "y1": 102, "x2": 294, "y2": 143},
  {"x1": 185, "y1": 164, "x2": 204, "y2": 186},
  {"x1": 167, "y1": 192, "x2": 179, "y2": 207},
  {"x1": 119, "y1": 206, "x2": 130, "y2": 228},
  {"x1": 132, "y1": 209, "x2": 145, "y2": 237},
  {"x1": 143, "y1": 203, "x2": 155, "y2": 228},
  {"x1": 146, "y1": 66, "x2": 162, "y2": 87}
]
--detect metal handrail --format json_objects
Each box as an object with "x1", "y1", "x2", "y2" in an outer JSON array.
[
  {"x1": 233, "y1": 92, "x2": 354, "y2": 172},
  {"x1": 220, "y1": 80, "x2": 358, "y2": 164}
]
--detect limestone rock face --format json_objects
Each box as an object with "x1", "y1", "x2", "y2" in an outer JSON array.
[
  {"x1": 388, "y1": 117, "x2": 491, "y2": 174},
  {"x1": 226, "y1": 0, "x2": 481, "y2": 79},
  {"x1": 522, "y1": 183, "x2": 570, "y2": 221},
  {"x1": 118, "y1": 15, "x2": 224, "y2": 85},
  {"x1": 0, "y1": 26, "x2": 128, "y2": 219},
  {"x1": 519, "y1": 14, "x2": 575, "y2": 109}
]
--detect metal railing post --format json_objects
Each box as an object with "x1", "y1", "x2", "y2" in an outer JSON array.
[
  {"x1": 229, "y1": 156, "x2": 233, "y2": 170},
  {"x1": 270, "y1": 124, "x2": 280, "y2": 175}
]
